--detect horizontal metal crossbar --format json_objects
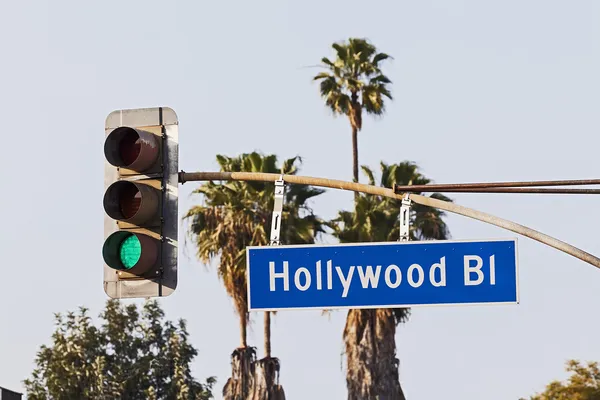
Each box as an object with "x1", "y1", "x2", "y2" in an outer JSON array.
[
  {"x1": 394, "y1": 178, "x2": 600, "y2": 194},
  {"x1": 396, "y1": 186, "x2": 600, "y2": 194}
]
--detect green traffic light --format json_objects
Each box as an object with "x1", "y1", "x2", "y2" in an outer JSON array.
[
  {"x1": 119, "y1": 234, "x2": 141, "y2": 269},
  {"x1": 103, "y1": 231, "x2": 157, "y2": 274}
]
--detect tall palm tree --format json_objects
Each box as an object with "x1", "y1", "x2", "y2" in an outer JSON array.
[
  {"x1": 313, "y1": 38, "x2": 393, "y2": 183},
  {"x1": 184, "y1": 152, "x2": 325, "y2": 399},
  {"x1": 328, "y1": 161, "x2": 451, "y2": 400}
]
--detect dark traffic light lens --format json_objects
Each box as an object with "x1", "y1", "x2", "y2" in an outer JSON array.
[
  {"x1": 104, "y1": 126, "x2": 159, "y2": 171},
  {"x1": 119, "y1": 128, "x2": 142, "y2": 166},
  {"x1": 103, "y1": 181, "x2": 158, "y2": 225},
  {"x1": 119, "y1": 183, "x2": 141, "y2": 219},
  {"x1": 103, "y1": 231, "x2": 158, "y2": 274}
]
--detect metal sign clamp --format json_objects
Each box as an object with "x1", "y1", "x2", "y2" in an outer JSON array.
[
  {"x1": 269, "y1": 176, "x2": 286, "y2": 246},
  {"x1": 399, "y1": 194, "x2": 412, "y2": 242}
]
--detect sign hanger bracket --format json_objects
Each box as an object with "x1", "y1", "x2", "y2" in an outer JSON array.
[
  {"x1": 269, "y1": 175, "x2": 286, "y2": 246},
  {"x1": 399, "y1": 194, "x2": 411, "y2": 242}
]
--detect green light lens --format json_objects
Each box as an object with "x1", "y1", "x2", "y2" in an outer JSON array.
[{"x1": 119, "y1": 234, "x2": 141, "y2": 269}]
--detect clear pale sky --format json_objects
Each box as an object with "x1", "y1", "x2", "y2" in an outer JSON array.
[{"x1": 1, "y1": 1, "x2": 599, "y2": 399}]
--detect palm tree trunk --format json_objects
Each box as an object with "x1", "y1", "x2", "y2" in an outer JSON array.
[
  {"x1": 240, "y1": 313, "x2": 248, "y2": 348},
  {"x1": 222, "y1": 313, "x2": 256, "y2": 400},
  {"x1": 223, "y1": 347, "x2": 257, "y2": 400},
  {"x1": 344, "y1": 309, "x2": 406, "y2": 400},
  {"x1": 376, "y1": 309, "x2": 406, "y2": 400},
  {"x1": 344, "y1": 309, "x2": 373, "y2": 399},
  {"x1": 264, "y1": 311, "x2": 271, "y2": 358},
  {"x1": 349, "y1": 93, "x2": 361, "y2": 184},
  {"x1": 250, "y1": 312, "x2": 286, "y2": 399},
  {"x1": 250, "y1": 357, "x2": 286, "y2": 400},
  {"x1": 351, "y1": 126, "x2": 359, "y2": 183}
]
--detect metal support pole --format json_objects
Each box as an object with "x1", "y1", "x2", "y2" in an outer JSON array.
[
  {"x1": 269, "y1": 176, "x2": 286, "y2": 246},
  {"x1": 399, "y1": 194, "x2": 411, "y2": 242},
  {"x1": 177, "y1": 170, "x2": 600, "y2": 270}
]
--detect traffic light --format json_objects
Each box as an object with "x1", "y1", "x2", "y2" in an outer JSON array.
[{"x1": 103, "y1": 107, "x2": 179, "y2": 299}]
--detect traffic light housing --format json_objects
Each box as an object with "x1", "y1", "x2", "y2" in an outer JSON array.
[{"x1": 103, "y1": 107, "x2": 178, "y2": 299}]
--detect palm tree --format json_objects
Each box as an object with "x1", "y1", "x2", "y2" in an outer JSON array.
[
  {"x1": 184, "y1": 152, "x2": 325, "y2": 399},
  {"x1": 313, "y1": 38, "x2": 393, "y2": 183},
  {"x1": 328, "y1": 161, "x2": 451, "y2": 400}
]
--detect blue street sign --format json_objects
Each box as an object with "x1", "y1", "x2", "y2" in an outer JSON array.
[{"x1": 247, "y1": 239, "x2": 519, "y2": 311}]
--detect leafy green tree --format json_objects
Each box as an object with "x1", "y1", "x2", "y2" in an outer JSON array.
[
  {"x1": 328, "y1": 162, "x2": 451, "y2": 400},
  {"x1": 313, "y1": 37, "x2": 392, "y2": 183},
  {"x1": 184, "y1": 152, "x2": 325, "y2": 399},
  {"x1": 521, "y1": 360, "x2": 600, "y2": 400},
  {"x1": 23, "y1": 300, "x2": 216, "y2": 400}
]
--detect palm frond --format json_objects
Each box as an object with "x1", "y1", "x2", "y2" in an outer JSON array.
[
  {"x1": 361, "y1": 83, "x2": 392, "y2": 115},
  {"x1": 318, "y1": 75, "x2": 340, "y2": 94},
  {"x1": 429, "y1": 192, "x2": 452, "y2": 203},
  {"x1": 372, "y1": 52, "x2": 392, "y2": 66},
  {"x1": 281, "y1": 156, "x2": 302, "y2": 175},
  {"x1": 321, "y1": 57, "x2": 334, "y2": 67},
  {"x1": 369, "y1": 74, "x2": 392, "y2": 84},
  {"x1": 361, "y1": 165, "x2": 376, "y2": 186},
  {"x1": 313, "y1": 72, "x2": 332, "y2": 81},
  {"x1": 332, "y1": 42, "x2": 348, "y2": 63},
  {"x1": 324, "y1": 91, "x2": 351, "y2": 115}
]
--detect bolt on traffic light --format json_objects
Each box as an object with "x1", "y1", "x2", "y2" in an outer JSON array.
[{"x1": 103, "y1": 107, "x2": 179, "y2": 299}]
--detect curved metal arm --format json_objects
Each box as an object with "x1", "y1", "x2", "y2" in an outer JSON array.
[
  {"x1": 179, "y1": 171, "x2": 600, "y2": 269},
  {"x1": 409, "y1": 194, "x2": 600, "y2": 268}
]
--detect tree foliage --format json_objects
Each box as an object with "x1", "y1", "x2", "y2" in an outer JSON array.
[
  {"x1": 522, "y1": 360, "x2": 600, "y2": 400},
  {"x1": 314, "y1": 37, "x2": 393, "y2": 123},
  {"x1": 24, "y1": 300, "x2": 215, "y2": 400}
]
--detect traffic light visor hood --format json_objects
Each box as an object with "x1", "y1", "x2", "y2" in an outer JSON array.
[{"x1": 104, "y1": 126, "x2": 159, "y2": 171}]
